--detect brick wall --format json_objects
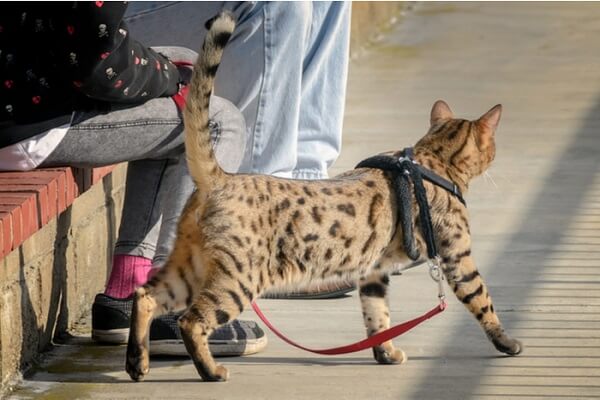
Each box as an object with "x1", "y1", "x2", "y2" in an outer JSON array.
[{"x1": 0, "y1": 165, "x2": 127, "y2": 389}]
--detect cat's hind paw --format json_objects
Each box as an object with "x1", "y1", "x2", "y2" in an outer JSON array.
[
  {"x1": 373, "y1": 347, "x2": 407, "y2": 365},
  {"x1": 493, "y1": 336, "x2": 523, "y2": 356}
]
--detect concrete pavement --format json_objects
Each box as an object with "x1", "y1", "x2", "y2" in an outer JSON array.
[{"x1": 8, "y1": 2, "x2": 600, "y2": 399}]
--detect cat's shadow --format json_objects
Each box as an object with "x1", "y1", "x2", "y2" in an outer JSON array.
[
  {"x1": 227, "y1": 356, "x2": 375, "y2": 366},
  {"x1": 151, "y1": 353, "x2": 506, "y2": 367},
  {"x1": 226, "y1": 354, "x2": 507, "y2": 366},
  {"x1": 23, "y1": 354, "x2": 509, "y2": 386}
]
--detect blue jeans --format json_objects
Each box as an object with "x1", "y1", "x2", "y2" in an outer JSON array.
[{"x1": 125, "y1": 1, "x2": 351, "y2": 179}]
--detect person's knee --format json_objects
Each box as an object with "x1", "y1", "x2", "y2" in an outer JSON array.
[
  {"x1": 151, "y1": 46, "x2": 198, "y2": 64},
  {"x1": 208, "y1": 96, "x2": 247, "y2": 173}
]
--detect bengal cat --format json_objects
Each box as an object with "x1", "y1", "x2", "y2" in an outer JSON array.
[{"x1": 126, "y1": 11, "x2": 522, "y2": 382}]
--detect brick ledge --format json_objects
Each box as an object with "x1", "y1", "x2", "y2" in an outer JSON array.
[{"x1": 0, "y1": 165, "x2": 116, "y2": 258}]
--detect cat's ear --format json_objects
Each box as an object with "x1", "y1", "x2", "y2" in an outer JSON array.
[
  {"x1": 475, "y1": 105, "x2": 502, "y2": 150},
  {"x1": 430, "y1": 100, "x2": 454, "y2": 125},
  {"x1": 477, "y1": 104, "x2": 502, "y2": 132}
]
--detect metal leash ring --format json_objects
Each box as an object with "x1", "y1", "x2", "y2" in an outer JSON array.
[
  {"x1": 428, "y1": 257, "x2": 442, "y2": 282},
  {"x1": 428, "y1": 256, "x2": 447, "y2": 308}
]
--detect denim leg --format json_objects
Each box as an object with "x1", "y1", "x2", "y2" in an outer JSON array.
[
  {"x1": 224, "y1": 2, "x2": 310, "y2": 177},
  {"x1": 117, "y1": 159, "x2": 173, "y2": 259},
  {"x1": 145, "y1": 155, "x2": 193, "y2": 266},
  {"x1": 231, "y1": 2, "x2": 350, "y2": 179},
  {"x1": 236, "y1": 2, "x2": 350, "y2": 179},
  {"x1": 294, "y1": 2, "x2": 351, "y2": 180}
]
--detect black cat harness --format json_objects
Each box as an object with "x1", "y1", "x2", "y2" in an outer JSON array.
[{"x1": 356, "y1": 147, "x2": 466, "y2": 262}]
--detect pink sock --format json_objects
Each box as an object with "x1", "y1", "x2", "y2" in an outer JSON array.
[{"x1": 104, "y1": 255, "x2": 154, "y2": 299}]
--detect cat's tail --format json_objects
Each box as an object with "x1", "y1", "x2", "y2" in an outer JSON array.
[{"x1": 184, "y1": 11, "x2": 235, "y2": 190}]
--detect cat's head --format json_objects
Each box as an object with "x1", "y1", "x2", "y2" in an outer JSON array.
[{"x1": 414, "y1": 100, "x2": 502, "y2": 183}]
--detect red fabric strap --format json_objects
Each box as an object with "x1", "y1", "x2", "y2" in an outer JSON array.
[
  {"x1": 171, "y1": 60, "x2": 193, "y2": 111},
  {"x1": 251, "y1": 300, "x2": 447, "y2": 355},
  {"x1": 172, "y1": 85, "x2": 189, "y2": 111},
  {"x1": 172, "y1": 61, "x2": 194, "y2": 67}
]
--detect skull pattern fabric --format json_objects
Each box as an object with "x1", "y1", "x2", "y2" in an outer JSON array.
[{"x1": 0, "y1": 2, "x2": 182, "y2": 148}]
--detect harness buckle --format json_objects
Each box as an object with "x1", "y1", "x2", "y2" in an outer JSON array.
[
  {"x1": 397, "y1": 156, "x2": 418, "y2": 165},
  {"x1": 452, "y1": 184, "x2": 458, "y2": 196},
  {"x1": 397, "y1": 155, "x2": 417, "y2": 177}
]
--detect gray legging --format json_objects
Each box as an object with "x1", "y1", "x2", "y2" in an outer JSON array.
[{"x1": 41, "y1": 47, "x2": 246, "y2": 266}]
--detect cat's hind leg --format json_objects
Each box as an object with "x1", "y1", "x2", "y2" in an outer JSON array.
[
  {"x1": 178, "y1": 272, "x2": 256, "y2": 382},
  {"x1": 359, "y1": 271, "x2": 407, "y2": 364},
  {"x1": 126, "y1": 255, "x2": 195, "y2": 381}
]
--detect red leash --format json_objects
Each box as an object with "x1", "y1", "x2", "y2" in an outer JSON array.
[
  {"x1": 170, "y1": 59, "x2": 448, "y2": 355},
  {"x1": 251, "y1": 300, "x2": 446, "y2": 355},
  {"x1": 252, "y1": 261, "x2": 448, "y2": 355}
]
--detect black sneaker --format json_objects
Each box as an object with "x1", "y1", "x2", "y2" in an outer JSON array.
[
  {"x1": 150, "y1": 311, "x2": 267, "y2": 356},
  {"x1": 91, "y1": 294, "x2": 132, "y2": 343},
  {"x1": 91, "y1": 293, "x2": 267, "y2": 357}
]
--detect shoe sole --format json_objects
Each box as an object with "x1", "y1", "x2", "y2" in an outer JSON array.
[
  {"x1": 152, "y1": 336, "x2": 268, "y2": 357},
  {"x1": 92, "y1": 329, "x2": 268, "y2": 357},
  {"x1": 92, "y1": 328, "x2": 129, "y2": 344}
]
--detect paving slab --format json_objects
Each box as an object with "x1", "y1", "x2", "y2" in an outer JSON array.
[{"x1": 7, "y1": 2, "x2": 600, "y2": 399}]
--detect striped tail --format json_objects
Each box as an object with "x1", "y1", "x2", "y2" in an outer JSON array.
[{"x1": 184, "y1": 11, "x2": 235, "y2": 191}]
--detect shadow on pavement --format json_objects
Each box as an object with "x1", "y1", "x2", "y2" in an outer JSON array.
[{"x1": 408, "y1": 97, "x2": 600, "y2": 399}]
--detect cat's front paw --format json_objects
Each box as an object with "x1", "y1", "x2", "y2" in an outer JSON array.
[
  {"x1": 194, "y1": 362, "x2": 230, "y2": 382},
  {"x1": 493, "y1": 336, "x2": 523, "y2": 356},
  {"x1": 125, "y1": 349, "x2": 149, "y2": 382},
  {"x1": 373, "y1": 347, "x2": 407, "y2": 365},
  {"x1": 125, "y1": 335, "x2": 150, "y2": 381}
]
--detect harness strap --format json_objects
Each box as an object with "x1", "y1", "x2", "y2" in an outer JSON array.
[
  {"x1": 418, "y1": 168, "x2": 465, "y2": 205},
  {"x1": 404, "y1": 156, "x2": 438, "y2": 259},
  {"x1": 251, "y1": 300, "x2": 446, "y2": 355},
  {"x1": 403, "y1": 147, "x2": 464, "y2": 204},
  {"x1": 356, "y1": 148, "x2": 466, "y2": 206}
]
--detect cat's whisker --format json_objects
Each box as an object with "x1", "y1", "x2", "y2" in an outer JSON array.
[
  {"x1": 488, "y1": 167, "x2": 511, "y2": 185},
  {"x1": 484, "y1": 171, "x2": 499, "y2": 190}
]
